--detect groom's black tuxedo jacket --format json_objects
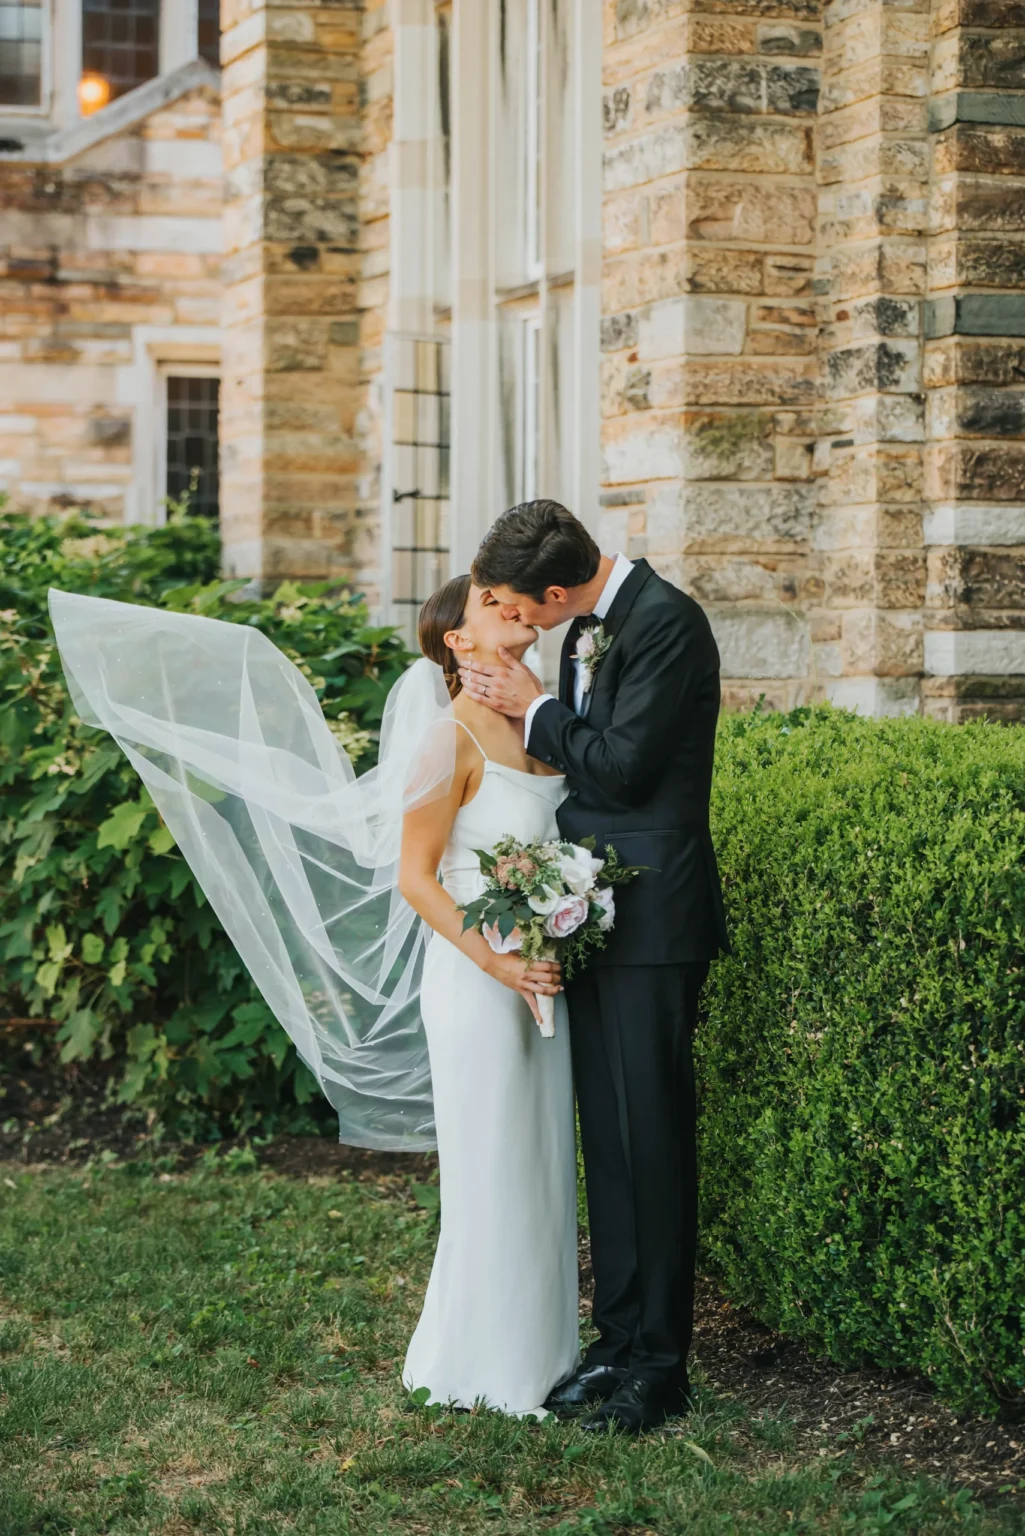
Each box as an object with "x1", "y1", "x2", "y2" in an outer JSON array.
[{"x1": 527, "y1": 559, "x2": 729, "y2": 968}]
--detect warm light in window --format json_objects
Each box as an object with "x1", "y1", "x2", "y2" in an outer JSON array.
[{"x1": 77, "y1": 73, "x2": 110, "y2": 115}]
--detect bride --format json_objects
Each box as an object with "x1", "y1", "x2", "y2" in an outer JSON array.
[{"x1": 48, "y1": 575, "x2": 580, "y2": 1418}]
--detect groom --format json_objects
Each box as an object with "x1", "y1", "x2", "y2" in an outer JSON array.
[{"x1": 461, "y1": 500, "x2": 729, "y2": 1434}]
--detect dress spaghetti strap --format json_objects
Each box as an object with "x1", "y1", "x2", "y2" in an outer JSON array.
[{"x1": 451, "y1": 717, "x2": 491, "y2": 763}]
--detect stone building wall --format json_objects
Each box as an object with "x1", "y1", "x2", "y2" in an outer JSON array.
[
  {"x1": 2, "y1": 0, "x2": 1024, "y2": 719},
  {"x1": 0, "y1": 79, "x2": 222, "y2": 523},
  {"x1": 598, "y1": 0, "x2": 823, "y2": 713},
  {"x1": 923, "y1": 0, "x2": 1025, "y2": 722}
]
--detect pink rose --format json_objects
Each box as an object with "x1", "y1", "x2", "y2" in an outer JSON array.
[
  {"x1": 544, "y1": 894, "x2": 589, "y2": 940},
  {"x1": 483, "y1": 920, "x2": 523, "y2": 954}
]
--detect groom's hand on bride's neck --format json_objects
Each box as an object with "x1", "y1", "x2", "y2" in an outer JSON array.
[{"x1": 458, "y1": 649, "x2": 544, "y2": 719}]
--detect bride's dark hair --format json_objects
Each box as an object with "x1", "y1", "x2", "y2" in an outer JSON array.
[{"x1": 418, "y1": 574, "x2": 472, "y2": 699}]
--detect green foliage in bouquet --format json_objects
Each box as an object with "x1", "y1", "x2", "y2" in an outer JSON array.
[
  {"x1": 0, "y1": 503, "x2": 415, "y2": 1136},
  {"x1": 701, "y1": 704, "x2": 1025, "y2": 1417},
  {"x1": 460, "y1": 833, "x2": 637, "y2": 977}
]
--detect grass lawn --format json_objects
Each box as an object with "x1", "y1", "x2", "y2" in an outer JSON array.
[{"x1": 0, "y1": 1149, "x2": 1018, "y2": 1536}]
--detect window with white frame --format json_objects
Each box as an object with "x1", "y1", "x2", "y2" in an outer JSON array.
[
  {"x1": 493, "y1": 0, "x2": 580, "y2": 513},
  {"x1": 165, "y1": 373, "x2": 220, "y2": 519},
  {"x1": 381, "y1": 0, "x2": 598, "y2": 641},
  {"x1": 386, "y1": 335, "x2": 450, "y2": 643},
  {"x1": 81, "y1": 0, "x2": 159, "y2": 103},
  {"x1": 0, "y1": 0, "x2": 42, "y2": 106}
]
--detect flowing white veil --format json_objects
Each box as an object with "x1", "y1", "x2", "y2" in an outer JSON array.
[{"x1": 48, "y1": 588, "x2": 459, "y2": 1151}]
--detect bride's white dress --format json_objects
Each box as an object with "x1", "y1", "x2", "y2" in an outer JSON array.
[{"x1": 402, "y1": 728, "x2": 580, "y2": 1416}]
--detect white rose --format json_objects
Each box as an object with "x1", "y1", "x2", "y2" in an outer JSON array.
[
  {"x1": 594, "y1": 887, "x2": 616, "y2": 932},
  {"x1": 527, "y1": 884, "x2": 562, "y2": 915},
  {"x1": 482, "y1": 921, "x2": 523, "y2": 954},
  {"x1": 575, "y1": 628, "x2": 597, "y2": 661},
  {"x1": 558, "y1": 845, "x2": 605, "y2": 897},
  {"x1": 543, "y1": 894, "x2": 590, "y2": 940}
]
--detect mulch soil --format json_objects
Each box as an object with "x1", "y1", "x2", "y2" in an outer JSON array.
[{"x1": 2, "y1": 1060, "x2": 1023, "y2": 1505}]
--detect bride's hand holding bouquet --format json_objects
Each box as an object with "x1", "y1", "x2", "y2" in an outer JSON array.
[{"x1": 461, "y1": 835, "x2": 639, "y2": 1037}]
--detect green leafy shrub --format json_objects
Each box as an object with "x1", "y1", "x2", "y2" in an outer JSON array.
[
  {"x1": 700, "y1": 705, "x2": 1025, "y2": 1417},
  {"x1": 0, "y1": 508, "x2": 414, "y2": 1137}
]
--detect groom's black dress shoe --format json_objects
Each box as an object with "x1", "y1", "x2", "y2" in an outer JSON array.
[
  {"x1": 578, "y1": 1375, "x2": 692, "y2": 1435},
  {"x1": 543, "y1": 1363, "x2": 628, "y2": 1413}
]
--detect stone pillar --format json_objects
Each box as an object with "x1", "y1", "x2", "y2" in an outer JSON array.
[
  {"x1": 599, "y1": 0, "x2": 822, "y2": 711},
  {"x1": 815, "y1": 0, "x2": 930, "y2": 716},
  {"x1": 219, "y1": 0, "x2": 363, "y2": 582},
  {"x1": 923, "y1": 2, "x2": 1025, "y2": 721}
]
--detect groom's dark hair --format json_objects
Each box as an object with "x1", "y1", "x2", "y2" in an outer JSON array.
[{"x1": 471, "y1": 500, "x2": 601, "y2": 601}]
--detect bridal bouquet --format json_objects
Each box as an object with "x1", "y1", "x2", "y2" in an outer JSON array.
[{"x1": 460, "y1": 835, "x2": 639, "y2": 1037}]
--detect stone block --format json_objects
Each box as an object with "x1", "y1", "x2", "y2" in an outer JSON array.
[
  {"x1": 602, "y1": 414, "x2": 687, "y2": 483},
  {"x1": 680, "y1": 481, "x2": 816, "y2": 545},
  {"x1": 940, "y1": 385, "x2": 1025, "y2": 438},
  {"x1": 601, "y1": 311, "x2": 639, "y2": 352},
  {"x1": 602, "y1": 247, "x2": 689, "y2": 311},
  {"x1": 848, "y1": 295, "x2": 919, "y2": 340},
  {"x1": 764, "y1": 255, "x2": 815, "y2": 297},
  {"x1": 684, "y1": 356, "x2": 818, "y2": 405},
  {"x1": 841, "y1": 609, "x2": 923, "y2": 677},
  {"x1": 933, "y1": 124, "x2": 1025, "y2": 178},
  {"x1": 953, "y1": 33, "x2": 1025, "y2": 93},
  {"x1": 758, "y1": 23, "x2": 821, "y2": 55},
  {"x1": 687, "y1": 557, "x2": 778, "y2": 602},
  {"x1": 708, "y1": 605, "x2": 812, "y2": 679},
  {"x1": 925, "y1": 441, "x2": 1025, "y2": 501},
  {"x1": 923, "y1": 337, "x2": 1025, "y2": 388},
  {"x1": 925, "y1": 628, "x2": 1025, "y2": 675},
  {"x1": 923, "y1": 501, "x2": 1025, "y2": 546},
  {"x1": 924, "y1": 294, "x2": 1025, "y2": 339},
  {"x1": 943, "y1": 237, "x2": 1025, "y2": 290},
  {"x1": 639, "y1": 295, "x2": 748, "y2": 358},
  {"x1": 747, "y1": 329, "x2": 815, "y2": 355},
  {"x1": 686, "y1": 247, "x2": 765, "y2": 295},
  {"x1": 683, "y1": 180, "x2": 816, "y2": 246},
  {"x1": 604, "y1": 124, "x2": 690, "y2": 192},
  {"x1": 827, "y1": 340, "x2": 921, "y2": 398},
  {"x1": 825, "y1": 676, "x2": 921, "y2": 716},
  {"x1": 681, "y1": 117, "x2": 814, "y2": 175},
  {"x1": 774, "y1": 435, "x2": 815, "y2": 479},
  {"x1": 683, "y1": 410, "x2": 774, "y2": 479}
]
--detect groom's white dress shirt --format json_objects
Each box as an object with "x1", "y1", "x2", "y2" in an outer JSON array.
[{"x1": 524, "y1": 551, "x2": 634, "y2": 748}]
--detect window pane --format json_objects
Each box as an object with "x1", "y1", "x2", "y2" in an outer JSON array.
[
  {"x1": 166, "y1": 375, "x2": 220, "y2": 520},
  {"x1": 0, "y1": 0, "x2": 42, "y2": 106},
  {"x1": 197, "y1": 0, "x2": 218, "y2": 67},
  {"x1": 388, "y1": 336, "x2": 451, "y2": 646},
  {"x1": 82, "y1": 0, "x2": 158, "y2": 100}
]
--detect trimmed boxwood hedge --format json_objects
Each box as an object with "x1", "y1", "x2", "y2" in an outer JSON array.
[{"x1": 700, "y1": 705, "x2": 1025, "y2": 1418}]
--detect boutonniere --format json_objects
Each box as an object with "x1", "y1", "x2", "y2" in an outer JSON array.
[{"x1": 573, "y1": 622, "x2": 613, "y2": 693}]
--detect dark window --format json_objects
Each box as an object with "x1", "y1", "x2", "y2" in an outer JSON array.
[
  {"x1": 82, "y1": 0, "x2": 158, "y2": 101},
  {"x1": 166, "y1": 375, "x2": 220, "y2": 520},
  {"x1": 197, "y1": 0, "x2": 218, "y2": 68},
  {"x1": 390, "y1": 337, "x2": 450, "y2": 645},
  {"x1": 0, "y1": 0, "x2": 42, "y2": 106}
]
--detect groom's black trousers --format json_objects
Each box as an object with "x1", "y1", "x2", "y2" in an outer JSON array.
[{"x1": 567, "y1": 961, "x2": 708, "y2": 1389}]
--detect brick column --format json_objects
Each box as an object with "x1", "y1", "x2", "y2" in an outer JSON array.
[
  {"x1": 815, "y1": 0, "x2": 930, "y2": 716},
  {"x1": 219, "y1": 0, "x2": 362, "y2": 582},
  {"x1": 599, "y1": 0, "x2": 822, "y2": 711},
  {"x1": 923, "y1": 2, "x2": 1025, "y2": 721}
]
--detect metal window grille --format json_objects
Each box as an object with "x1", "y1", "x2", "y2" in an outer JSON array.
[
  {"x1": 166, "y1": 375, "x2": 220, "y2": 520},
  {"x1": 82, "y1": 0, "x2": 158, "y2": 100},
  {"x1": 389, "y1": 336, "x2": 450, "y2": 644},
  {"x1": 197, "y1": 0, "x2": 218, "y2": 68},
  {"x1": 0, "y1": 0, "x2": 41, "y2": 106}
]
